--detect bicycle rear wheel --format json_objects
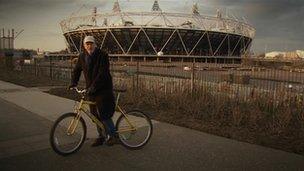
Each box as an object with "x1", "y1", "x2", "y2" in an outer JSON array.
[
  {"x1": 116, "y1": 110, "x2": 153, "y2": 149},
  {"x1": 50, "y1": 113, "x2": 86, "y2": 156}
]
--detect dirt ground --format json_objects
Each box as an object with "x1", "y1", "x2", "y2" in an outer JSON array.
[{"x1": 0, "y1": 67, "x2": 68, "y2": 87}]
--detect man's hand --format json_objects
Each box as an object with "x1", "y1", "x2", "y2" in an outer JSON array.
[
  {"x1": 68, "y1": 84, "x2": 77, "y2": 90},
  {"x1": 87, "y1": 86, "x2": 96, "y2": 96}
]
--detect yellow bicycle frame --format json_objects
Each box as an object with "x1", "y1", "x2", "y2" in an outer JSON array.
[{"x1": 67, "y1": 92, "x2": 136, "y2": 135}]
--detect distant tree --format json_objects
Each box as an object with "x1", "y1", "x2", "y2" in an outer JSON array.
[{"x1": 22, "y1": 50, "x2": 32, "y2": 59}]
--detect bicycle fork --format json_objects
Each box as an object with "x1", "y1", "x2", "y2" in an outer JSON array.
[
  {"x1": 66, "y1": 101, "x2": 83, "y2": 135},
  {"x1": 67, "y1": 113, "x2": 81, "y2": 135}
]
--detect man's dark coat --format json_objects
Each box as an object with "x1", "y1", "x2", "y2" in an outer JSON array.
[
  {"x1": 71, "y1": 48, "x2": 115, "y2": 121},
  {"x1": 71, "y1": 48, "x2": 113, "y2": 94}
]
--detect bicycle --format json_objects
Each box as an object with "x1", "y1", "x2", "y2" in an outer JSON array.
[{"x1": 49, "y1": 87, "x2": 153, "y2": 156}]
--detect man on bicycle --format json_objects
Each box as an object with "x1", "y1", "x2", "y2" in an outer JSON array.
[{"x1": 69, "y1": 35, "x2": 118, "y2": 146}]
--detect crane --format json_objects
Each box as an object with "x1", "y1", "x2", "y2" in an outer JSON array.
[{"x1": 14, "y1": 29, "x2": 24, "y2": 39}]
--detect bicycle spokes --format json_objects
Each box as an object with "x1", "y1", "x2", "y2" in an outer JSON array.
[
  {"x1": 50, "y1": 113, "x2": 86, "y2": 155},
  {"x1": 116, "y1": 110, "x2": 153, "y2": 149}
]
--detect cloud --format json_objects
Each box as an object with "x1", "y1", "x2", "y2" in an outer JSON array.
[
  {"x1": 0, "y1": 0, "x2": 73, "y2": 10},
  {"x1": 1, "y1": 0, "x2": 303, "y2": 52},
  {"x1": 202, "y1": 0, "x2": 304, "y2": 52},
  {"x1": 0, "y1": 0, "x2": 112, "y2": 50}
]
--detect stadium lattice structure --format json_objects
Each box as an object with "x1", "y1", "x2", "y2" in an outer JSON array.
[{"x1": 60, "y1": 0, "x2": 255, "y2": 63}]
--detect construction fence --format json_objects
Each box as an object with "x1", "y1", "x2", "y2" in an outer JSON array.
[{"x1": 18, "y1": 58, "x2": 304, "y2": 99}]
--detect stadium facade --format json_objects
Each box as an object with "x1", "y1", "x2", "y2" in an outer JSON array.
[{"x1": 60, "y1": 0, "x2": 255, "y2": 63}]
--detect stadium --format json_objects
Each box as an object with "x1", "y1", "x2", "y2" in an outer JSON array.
[{"x1": 60, "y1": 0, "x2": 255, "y2": 63}]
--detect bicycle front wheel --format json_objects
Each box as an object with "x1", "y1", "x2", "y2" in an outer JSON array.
[
  {"x1": 116, "y1": 110, "x2": 153, "y2": 149},
  {"x1": 50, "y1": 113, "x2": 87, "y2": 156}
]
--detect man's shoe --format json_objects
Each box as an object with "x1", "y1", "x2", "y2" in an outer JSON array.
[
  {"x1": 105, "y1": 134, "x2": 120, "y2": 146},
  {"x1": 91, "y1": 137, "x2": 105, "y2": 147}
]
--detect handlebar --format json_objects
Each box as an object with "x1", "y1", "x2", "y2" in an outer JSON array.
[
  {"x1": 69, "y1": 87, "x2": 127, "y2": 94},
  {"x1": 69, "y1": 87, "x2": 87, "y2": 94}
]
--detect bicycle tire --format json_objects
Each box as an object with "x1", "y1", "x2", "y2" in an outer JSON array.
[
  {"x1": 116, "y1": 110, "x2": 153, "y2": 150},
  {"x1": 50, "y1": 113, "x2": 87, "y2": 156}
]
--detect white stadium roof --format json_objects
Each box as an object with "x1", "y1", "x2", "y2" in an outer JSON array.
[{"x1": 60, "y1": 0, "x2": 255, "y2": 39}]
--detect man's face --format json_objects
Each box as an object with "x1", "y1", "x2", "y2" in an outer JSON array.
[{"x1": 84, "y1": 42, "x2": 96, "y2": 54}]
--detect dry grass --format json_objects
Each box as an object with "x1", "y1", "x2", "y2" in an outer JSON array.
[
  {"x1": 2, "y1": 63, "x2": 304, "y2": 155},
  {"x1": 119, "y1": 85, "x2": 304, "y2": 155},
  {"x1": 244, "y1": 58, "x2": 304, "y2": 70},
  {"x1": 0, "y1": 67, "x2": 68, "y2": 87}
]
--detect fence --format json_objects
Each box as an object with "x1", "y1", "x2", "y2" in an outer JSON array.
[{"x1": 19, "y1": 58, "x2": 304, "y2": 98}]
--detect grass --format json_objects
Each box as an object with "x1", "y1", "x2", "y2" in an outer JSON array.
[
  {"x1": 1, "y1": 64, "x2": 304, "y2": 155},
  {"x1": 0, "y1": 66, "x2": 68, "y2": 87},
  {"x1": 46, "y1": 84, "x2": 304, "y2": 155}
]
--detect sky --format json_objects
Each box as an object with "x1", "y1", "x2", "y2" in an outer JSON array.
[{"x1": 0, "y1": 0, "x2": 303, "y2": 54}]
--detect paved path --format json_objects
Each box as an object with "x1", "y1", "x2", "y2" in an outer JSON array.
[{"x1": 0, "y1": 80, "x2": 304, "y2": 170}]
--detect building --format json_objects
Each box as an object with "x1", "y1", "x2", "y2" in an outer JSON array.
[
  {"x1": 60, "y1": 0, "x2": 255, "y2": 63},
  {"x1": 0, "y1": 29, "x2": 14, "y2": 50},
  {"x1": 296, "y1": 50, "x2": 304, "y2": 58},
  {"x1": 266, "y1": 50, "x2": 304, "y2": 60}
]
